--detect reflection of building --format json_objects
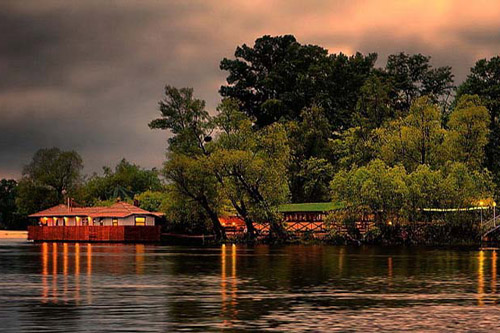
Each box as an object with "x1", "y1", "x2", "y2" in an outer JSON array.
[{"x1": 28, "y1": 202, "x2": 162, "y2": 242}]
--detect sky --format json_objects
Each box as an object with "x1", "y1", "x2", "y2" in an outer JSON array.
[{"x1": 1, "y1": 0, "x2": 499, "y2": 179}]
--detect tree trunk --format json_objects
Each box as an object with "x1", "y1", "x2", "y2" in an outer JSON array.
[
  {"x1": 199, "y1": 197, "x2": 226, "y2": 241},
  {"x1": 267, "y1": 213, "x2": 287, "y2": 241},
  {"x1": 230, "y1": 199, "x2": 256, "y2": 241},
  {"x1": 207, "y1": 209, "x2": 226, "y2": 241}
]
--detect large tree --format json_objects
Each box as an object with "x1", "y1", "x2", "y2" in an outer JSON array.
[
  {"x1": 220, "y1": 35, "x2": 376, "y2": 129},
  {"x1": 149, "y1": 85, "x2": 226, "y2": 240},
  {"x1": 16, "y1": 148, "x2": 83, "y2": 215}
]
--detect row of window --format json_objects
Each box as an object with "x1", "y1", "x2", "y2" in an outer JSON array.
[{"x1": 40, "y1": 216, "x2": 147, "y2": 226}]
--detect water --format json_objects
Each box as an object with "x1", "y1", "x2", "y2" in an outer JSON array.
[{"x1": 0, "y1": 239, "x2": 499, "y2": 332}]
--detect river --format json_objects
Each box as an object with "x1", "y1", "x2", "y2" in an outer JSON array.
[{"x1": 0, "y1": 239, "x2": 499, "y2": 331}]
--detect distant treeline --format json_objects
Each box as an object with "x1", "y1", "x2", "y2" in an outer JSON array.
[
  {"x1": 2, "y1": 35, "x2": 500, "y2": 242},
  {"x1": 0, "y1": 150, "x2": 165, "y2": 230}
]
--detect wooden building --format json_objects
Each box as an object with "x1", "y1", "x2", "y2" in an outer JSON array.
[
  {"x1": 28, "y1": 202, "x2": 162, "y2": 242},
  {"x1": 220, "y1": 202, "x2": 374, "y2": 237}
]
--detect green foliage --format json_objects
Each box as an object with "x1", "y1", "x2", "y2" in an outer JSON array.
[
  {"x1": 331, "y1": 159, "x2": 409, "y2": 222},
  {"x1": 331, "y1": 159, "x2": 494, "y2": 223},
  {"x1": 16, "y1": 148, "x2": 83, "y2": 215},
  {"x1": 80, "y1": 159, "x2": 162, "y2": 205}
]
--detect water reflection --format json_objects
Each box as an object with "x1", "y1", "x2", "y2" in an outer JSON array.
[
  {"x1": 492, "y1": 251, "x2": 497, "y2": 295},
  {"x1": 41, "y1": 242, "x2": 48, "y2": 302},
  {"x1": 220, "y1": 244, "x2": 238, "y2": 327},
  {"x1": 478, "y1": 250, "x2": 484, "y2": 306},
  {"x1": 6, "y1": 242, "x2": 500, "y2": 331},
  {"x1": 87, "y1": 244, "x2": 92, "y2": 304},
  {"x1": 136, "y1": 244, "x2": 145, "y2": 275},
  {"x1": 52, "y1": 243, "x2": 57, "y2": 301}
]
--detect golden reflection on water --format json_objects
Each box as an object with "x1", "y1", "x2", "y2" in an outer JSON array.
[
  {"x1": 492, "y1": 251, "x2": 497, "y2": 296},
  {"x1": 52, "y1": 243, "x2": 57, "y2": 301},
  {"x1": 231, "y1": 244, "x2": 238, "y2": 317},
  {"x1": 63, "y1": 243, "x2": 68, "y2": 301},
  {"x1": 388, "y1": 257, "x2": 393, "y2": 288},
  {"x1": 41, "y1": 242, "x2": 48, "y2": 302},
  {"x1": 75, "y1": 243, "x2": 80, "y2": 304},
  {"x1": 135, "y1": 244, "x2": 145, "y2": 275},
  {"x1": 478, "y1": 250, "x2": 484, "y2": 306},
  {"x1": 221, "y1": 244, "x2": 238, "y2": 327},
  {"x1": 87, "y1": 244, "x2": 92, "y2": 304}
]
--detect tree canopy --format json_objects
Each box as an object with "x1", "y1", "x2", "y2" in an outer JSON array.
[{"x1": 16, "y1": 148, "x2": 83, "y2": 215}]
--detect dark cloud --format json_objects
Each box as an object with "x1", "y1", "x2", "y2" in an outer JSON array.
[{"x1": 1, "y1": 0, "x2": 499, "y2": 179}]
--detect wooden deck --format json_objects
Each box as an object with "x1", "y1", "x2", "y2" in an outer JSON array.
[{"x1": 28, "y1": 226, "x2": 161, "y2": 243}]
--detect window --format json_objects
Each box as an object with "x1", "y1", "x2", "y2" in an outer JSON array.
[
  {"x1": 135, "y1": 217, "x2": 146, "y2": 226},
  {"x1": 112, "y1": 218, "x2": 118, "y2": 226}
]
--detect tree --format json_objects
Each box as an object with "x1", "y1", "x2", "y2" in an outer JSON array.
[
  {"x1": 445, "y1": 95, "x2": 490, "y2": 169},
  {"x1": 81, "y1": 159, "x2": 162, "y2": 204},
  {"x1": 385, "y1": 53, "x2": 454, "y2": 113},
  {"x1": 457, "y1": 56, "x2": 500, "y2": 180},
  {"x1": 149, "y1": 85, "x2": 225, "y2": 240},
  {"x1": 16, "y1": 148, "x2": 83, "y2": 215},
  {"x1": 220, "y1": 34, "x2": 376, "y2": 129}
]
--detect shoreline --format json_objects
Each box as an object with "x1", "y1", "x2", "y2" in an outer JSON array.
[{"x1": 0, "y1": 230, "x2": 27, "y2": 239}]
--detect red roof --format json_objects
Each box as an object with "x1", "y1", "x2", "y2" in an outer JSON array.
[{"x1": 29, "y1": 202, "x2": 163, "y2": 218}]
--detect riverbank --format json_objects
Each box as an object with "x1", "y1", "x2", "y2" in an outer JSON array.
[{"x1": 0, "y1": 230, "x2": 27, "y2": 239}]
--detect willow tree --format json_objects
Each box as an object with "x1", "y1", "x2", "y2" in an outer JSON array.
[
  {"x1": 149, "y1": 86, "x2": 225, "y2": 240},
  {"x1": 210, "y1": 99, "x2": 290, "y2": 240}
]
